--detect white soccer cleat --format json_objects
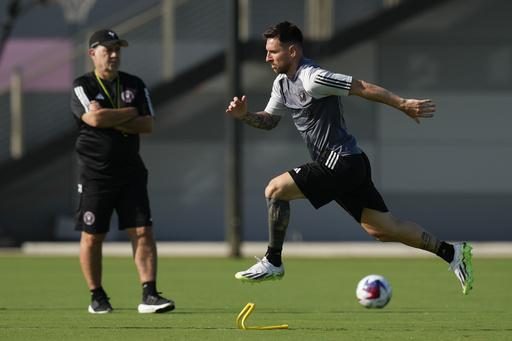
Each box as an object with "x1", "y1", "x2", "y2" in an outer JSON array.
[
  {"x1": 235, "y1": 256, "x2": 284, "y2": 283},
  {"x1": 448, "y1": 243, "x2": 474, "y2": 295}
]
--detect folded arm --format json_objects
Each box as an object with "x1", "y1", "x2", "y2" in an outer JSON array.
[
  {"x1": 114, "y1": 115, "x2": 153, "y2": 134},
  {"x1": 82, "y1": 100, "x2": 153, "y2": 134}
]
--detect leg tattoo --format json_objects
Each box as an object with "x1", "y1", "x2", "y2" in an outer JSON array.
[
  {"x1": 420, "y1": 232, "x2": 441, "y2": 253},
  {"x1": 266, "y1": 197, "x2": 290, "y2": 249}
]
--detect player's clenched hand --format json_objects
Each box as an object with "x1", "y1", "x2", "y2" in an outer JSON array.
[
  {"x1": 226, "y1": 95, "x2": 247, "y2": 119},
  {"x1": 89, "y1": 100, "x2": 102, "y2": 111},
  {"x1": 400, "y1": 99, "x2": 435, "y2": 124}
]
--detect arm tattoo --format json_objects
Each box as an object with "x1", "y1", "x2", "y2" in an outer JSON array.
[
  {"x1": 241, "y1": 111, "x2": 280, "y2": 130},
  {"x1": 420, "y1": 232, "x2": 441, "y2": 253}
]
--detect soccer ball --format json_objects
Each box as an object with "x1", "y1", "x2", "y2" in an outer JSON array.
[{"x1": 356, "y1": 274, "x2": 392, "y2": 309}]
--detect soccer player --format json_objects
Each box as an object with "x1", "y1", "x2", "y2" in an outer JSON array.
[
  {"x1": 226, "y1": 21, "x2": 473, "y2": 294},
  {"x1": 71, "y1": 29, "x2": 175, "y2": 313}
]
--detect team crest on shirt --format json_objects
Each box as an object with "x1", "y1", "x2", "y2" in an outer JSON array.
[
  {"x1": 121, "y1": 90, "x2": 135, "y2": 103},
  {"x1": 83, "y1": 211, "x2": 95, "y2": 226},
  {"x1": 298, "y1": 88, "x2": 307, "y2": 103}
]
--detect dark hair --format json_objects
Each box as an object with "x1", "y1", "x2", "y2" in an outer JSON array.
[{"x1": 262, "y1": 21, "x2": 303, "y2": 47}]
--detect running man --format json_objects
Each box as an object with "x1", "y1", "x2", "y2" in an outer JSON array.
[{"x1": 226, "y1": 21, "x2": 473, "y2": 294}]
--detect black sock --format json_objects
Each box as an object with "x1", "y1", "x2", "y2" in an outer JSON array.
[
  {"x1": 265, "y1": 245, "x2": 283, "y2": 267},
  {"x1": 91, "y1": 287, "x2": 107, "y2": 301},
  {"x1": 142, "y1": 281, "x2": 157, "y2": 297},
  {"x1": 436, "y1": 241, "x2": 455, "y2": 263}
]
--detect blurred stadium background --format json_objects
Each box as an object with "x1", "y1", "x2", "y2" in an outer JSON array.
[{"x1": 1, "y1": 0, "x2": 511, "y2": 251}]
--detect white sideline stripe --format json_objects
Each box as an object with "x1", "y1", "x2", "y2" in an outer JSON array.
[{"x1": 13, "y1": 241, "x2": 512, "y2": 258}]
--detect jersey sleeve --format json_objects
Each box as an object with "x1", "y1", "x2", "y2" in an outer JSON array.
[
  {"x1": 71, "y1": 77, "x2": 92, "y2": 120},
  {"x1": 141, "y1": 87, "x2": 155, "y2": 117},
  {"x1": 302, "y1": 67, "x2": 353, "y2": 98},
  {"x1": 263, "y1": 76, "x2": 289, "y2": 116},
  {"x1": 135, "y1": 77, "x2": 155, "y2": 117}
]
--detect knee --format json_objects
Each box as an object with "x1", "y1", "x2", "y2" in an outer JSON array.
[
  {"x1": 127, "y1": 226, "x2": 154, "y2": 241},
  {"x1": 265, "y1": 178, "x2": 283, "y2": 198},
  {"x1": 81, "y1": 232, "x2": 106, "y2": 246}
]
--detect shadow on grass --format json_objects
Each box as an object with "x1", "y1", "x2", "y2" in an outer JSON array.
[
  {"x1": 0, "y1": 306, "x2": 314, "y2": 315},
  {"x1": 86, "y1": 326, "x2": 349, "y2": 331}
]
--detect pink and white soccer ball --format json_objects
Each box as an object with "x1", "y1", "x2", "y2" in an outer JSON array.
[{"x1": 356, "y1": 274, "x2": 392, "y2": 308}]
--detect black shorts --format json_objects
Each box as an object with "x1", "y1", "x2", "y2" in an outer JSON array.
[
  {"x1": 288, "y1": 150, "x2": 388, "y2": 223},
  {"x1": 74, "y1": 172, "x2": 152, "y2": 234}
]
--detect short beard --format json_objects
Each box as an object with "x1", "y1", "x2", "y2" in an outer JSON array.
[{"x1": 275, "y1": 63, "x2": 290, "y2": 75}]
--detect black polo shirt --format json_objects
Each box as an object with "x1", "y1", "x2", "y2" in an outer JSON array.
[{"x1": 71, "y1": 71, "x2": 155, "y2": 182}]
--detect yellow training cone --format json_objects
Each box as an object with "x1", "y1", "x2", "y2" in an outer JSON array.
[{"x1": 236, "y1": 302, "x2": 288, "y2": 330}]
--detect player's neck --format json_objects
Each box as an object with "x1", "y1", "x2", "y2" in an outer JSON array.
[
  {"x1": 285, "y1": 55, "x2": 302, "y2": 79},
  {"x1": 95, "y1": 69, "x2": 118, "y2": 82}
]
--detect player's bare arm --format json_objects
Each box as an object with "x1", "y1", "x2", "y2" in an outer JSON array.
[
  {"x1": 241, "y1": 111, "x2": 281, "y2": 130},
  {"x1": 226, "y1": 95, "x2": 281, "y2": 130},
  {"x1": 349, "y1": 78, "x2": 435, "y2": 124},
  {"x1": 114, "y1": 115, "x2": 154, "y2": 134},
  {"x1": 83, "y1": 100, "x2": 139, "y2": 128}
]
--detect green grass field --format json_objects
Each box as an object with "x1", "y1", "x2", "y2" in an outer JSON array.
[{"x1": 0, "y1": 255, "x2": 510, "y2": 340}]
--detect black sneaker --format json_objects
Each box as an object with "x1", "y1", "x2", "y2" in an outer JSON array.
[
  {"x1": 138, "y1": 293, "x2": 175, "y2": 313},
  {"x1": 88, "y1": 296, "x2": 113, "y2": 314}
]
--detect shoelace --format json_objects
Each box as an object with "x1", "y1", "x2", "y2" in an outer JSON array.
[
  {"x1": 95, "y1": 296, "x2": 110, "y2": 304},
  {"x1": 249, "y1": 256, "x2": 270, "y2": 272}
]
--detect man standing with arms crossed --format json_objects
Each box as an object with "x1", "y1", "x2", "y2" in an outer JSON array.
[
  {"x1": 71, "y1": 29, "x2": 174, "y2": 313},
  {"x1": 226, "y1": 21, "x2": 473, "y2": 295}
]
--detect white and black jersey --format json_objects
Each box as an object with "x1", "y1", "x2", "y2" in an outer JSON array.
[
  {"x1": 264, "y1": 57, "x2": 361, "y2": 161},
  {"x1": 71, "y1": 71, "x2": 155, "y2": 182}
]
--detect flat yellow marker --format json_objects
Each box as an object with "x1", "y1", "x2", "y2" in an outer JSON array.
[{"x1": 236, "y1": 302, "x2": 288, "y2": 330}]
